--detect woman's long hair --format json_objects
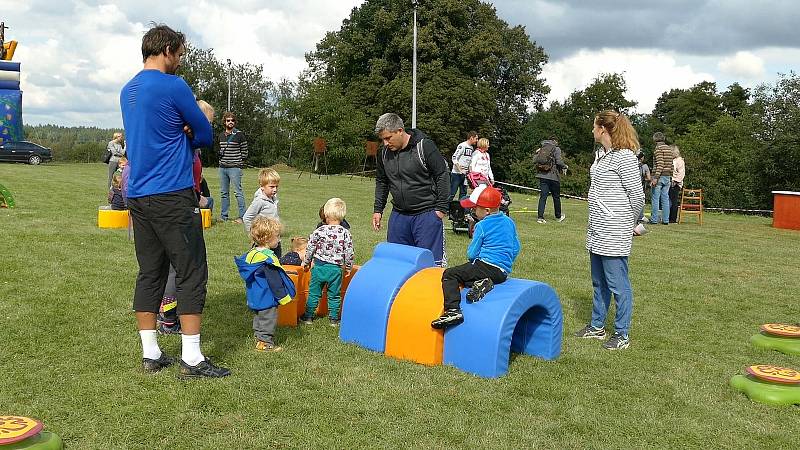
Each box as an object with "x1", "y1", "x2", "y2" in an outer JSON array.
[{"x1": 595, "y1": 110, "x2": 639, "y2": 151}]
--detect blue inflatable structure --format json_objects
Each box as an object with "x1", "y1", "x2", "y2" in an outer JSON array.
[
  {"x1": 0, "y1": 60, "x2": 23, "y2": 144},
  {"x1": 339, "y1": 243, "x2": 434, "y2": 352},
  {"x1": 443, "y1": 278, "x2": 563, "y2": 378}
]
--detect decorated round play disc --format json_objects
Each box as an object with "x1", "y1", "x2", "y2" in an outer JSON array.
[
  {"x1": 760, "y1": 323, "x2": 800, "y2": 337},
  {"x1": 746, "y1": 365, "x2": 800, "y2": 384},
  {"x1": 0, "y1": 416, "x2": 43, "y2": 445}
]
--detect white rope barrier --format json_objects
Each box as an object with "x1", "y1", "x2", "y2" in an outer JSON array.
[{"x1": 493, "y1": 180, "x2": 773, "y2": 215}]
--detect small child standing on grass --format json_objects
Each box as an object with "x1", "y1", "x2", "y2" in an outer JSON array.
[
  {"x1": 431, "y1": 184, "x2": 521, "y2": 329},
  {"x1": 235, "y1": 216, "x2": 295, "y2": 352},
  {"x1": 301, "y1": 198, "x2": 354, "y2": 327},
  {"x1": 279, "y1": 236, "x2": 308, "y2": 266},
  {"x1": 243, "y1": 168, "x2": 282, "y2": 256},
  {"x1": 102, "y1": 172, "x2": 126, "y2": 210}
]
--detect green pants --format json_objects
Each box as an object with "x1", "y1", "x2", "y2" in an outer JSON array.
[{"x1": 305, "y1": 260, "x2": 343, "y2": 320}]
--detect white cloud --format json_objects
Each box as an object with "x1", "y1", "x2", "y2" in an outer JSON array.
[
  {"x1": 542, "y1": 49, "x2": 715, "y2": 113},
  {"x1": 717, "y1": 51, "x2": 766, "y2": 79}
]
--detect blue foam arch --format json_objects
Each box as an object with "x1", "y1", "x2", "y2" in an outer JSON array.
[
  {"x1": 339, "y1": 242, "x2": 435, "y2": 352},
  {"x1": 443, "y1": 278, "x2": 563, "y2": 378}
]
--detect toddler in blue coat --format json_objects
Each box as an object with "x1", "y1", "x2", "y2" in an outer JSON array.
[{"x1": 235, "y1": 216, "x2": 295, "y2": 352}]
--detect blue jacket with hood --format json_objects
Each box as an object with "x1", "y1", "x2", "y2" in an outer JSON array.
[{"x1": 234, "y1": 251, "x2": 296, "y2": 311}]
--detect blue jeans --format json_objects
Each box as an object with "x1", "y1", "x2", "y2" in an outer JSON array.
[
  {"x1": 219, "y1": 167, "x2": 245, "y2": 220},
  {"x1": 450, "y1": 173, "x2": 467, "y2": 200},
  {"x1": 650, "y1": 175, "x2": 671, "y2": 224},
  {"x1": 589, "y1": 252, "x2": 633, "y2": 336}
]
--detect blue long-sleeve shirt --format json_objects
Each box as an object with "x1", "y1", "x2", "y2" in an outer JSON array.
[
  {"x1": 466, "y1": 212, "x2": 521, "y2": 274},
  {"x1": 120, "y1": 70, "x2": 213, "y2": 198}
]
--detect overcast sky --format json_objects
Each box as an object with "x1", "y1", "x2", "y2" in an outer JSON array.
[{"x1": 5, "y1": 0, "x2": 799, "y2": 128}]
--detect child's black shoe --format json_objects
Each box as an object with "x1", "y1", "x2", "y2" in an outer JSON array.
[
  {"x1": 431, "y1": 309, "x2": 464, "y2": 329},
  {"x1": 466, "y1": 278, "x2": 494, "y2": 303}
]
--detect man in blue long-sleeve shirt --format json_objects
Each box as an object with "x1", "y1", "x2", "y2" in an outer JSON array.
[{"x1": 120, "y1": 24, "x2": 229, "y2": 378}]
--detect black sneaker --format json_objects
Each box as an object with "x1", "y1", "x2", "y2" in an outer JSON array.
[
  {"x1": 431, "y1": 309, "x2": 464, "y2": 329},
  {"x1": 179, "y1": 357, "x2": 231, "y2": 378},
  {"x1": 142, "y1": 353, "x2": 175, "y2": 373},
  {"x1": 299, "y1": 314, "x2": 314, "y2": 325},
  {"x1": 574, "y1": 324, "x2": 607, "y2": 340},
  {"x1": 329, "y1": 319, "x2": 340, "y2": 327},
  {"x1": 603, "y1": 332, "x2": 630, "y2": 350},
  {"x1": 466, "y1": 278, "x2": 494, "y2": 303}
]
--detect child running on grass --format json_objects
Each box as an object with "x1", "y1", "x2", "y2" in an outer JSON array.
[
  {"x1": 431, "y1": 184, "x2": 521, "y2": 329},
  {"x1": 301, "y1": 198, "x2": 354, "y2": 327},
  {"x1": 234, "y1": 216, "x2": 295, "y2": 352},
  {"x1": 243, "y1": 168, "x2": 282, "y2": 256}
]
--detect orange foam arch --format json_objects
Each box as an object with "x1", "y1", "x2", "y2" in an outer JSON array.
[{"x1": 385, "y1": 267, "x2": 446, "y2": 366}]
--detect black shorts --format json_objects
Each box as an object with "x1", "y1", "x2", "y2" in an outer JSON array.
[{"x1": 128, "y1": 188, "x2": 208, "y2": 315}]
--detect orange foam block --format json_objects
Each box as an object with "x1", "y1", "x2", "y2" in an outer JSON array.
[
  {"x1": 385, "y1": 267, "x2": 446, "y2": 366},
  {"x1": 97, "y1": 208, "x2": 129, "y2": 229},
  {"x1": 277, "y1": 265, "x2": 360, "y2": 326}
]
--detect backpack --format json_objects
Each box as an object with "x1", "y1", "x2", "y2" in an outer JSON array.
[{"x1": 534, "y1": 145, "x2": 555, "y2": 172}]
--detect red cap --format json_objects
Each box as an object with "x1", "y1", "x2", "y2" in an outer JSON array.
[{"x1": 460, "y1": 184, "x2": 502, "y2": 208}]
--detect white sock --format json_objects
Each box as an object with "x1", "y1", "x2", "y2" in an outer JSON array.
[
  {"x1": 181, "y1": 333, "x2": 204, "y2": 366},
  {"x1": 139, "y1": 330, "x2": 162, "y2": 360}
]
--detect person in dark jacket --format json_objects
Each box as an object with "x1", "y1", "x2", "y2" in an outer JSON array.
[
  {"x1": 373, "y1": 113, "x2": 450, "y2": 267},
  {"x1": 534, "y1": 137, "x2": 568, "y2": 224}
]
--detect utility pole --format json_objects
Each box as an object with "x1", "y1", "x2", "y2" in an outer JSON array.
[
  {"x1": 226, "y1": 59, "x2": 232, "y2": 112},
  {"x1": 411, "y1": 0, "x2": 418, "y2": 128}
]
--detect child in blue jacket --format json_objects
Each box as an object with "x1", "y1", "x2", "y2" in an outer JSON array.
[
  {"x1": 235, "y1": 216, "x2": 295, "y2": 352},
  {"x1": 431, "y1": 184, "x2": 521, "y2": 329}
]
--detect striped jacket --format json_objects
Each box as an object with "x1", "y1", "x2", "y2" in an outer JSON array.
[
  {"x1": 652, "y1": 143, "x2": 673, "y2": 178},
  {"x1": 218, "y1": 129, "x2": 248, "y2": 168},
  {"x1": 586, "y1": 148, "x2": 645, "y2": 257}
]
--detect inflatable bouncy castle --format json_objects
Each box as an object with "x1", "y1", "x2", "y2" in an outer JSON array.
[{"x1": 0, "y1": 21, "x2": 22, "y2": 145}]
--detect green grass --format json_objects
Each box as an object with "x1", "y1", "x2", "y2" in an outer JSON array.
[{"x1": 1, "y1": 162, "x2": 799, "y2": 448}]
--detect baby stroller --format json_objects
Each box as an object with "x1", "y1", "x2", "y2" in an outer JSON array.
[{"x1": 447, "y1": 183, "x2": 512, "y2": 237}]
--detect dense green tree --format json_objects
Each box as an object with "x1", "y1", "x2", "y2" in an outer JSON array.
[
  {"x1": 751, "y1": 72, "x2": 800, "y2": 204},
  {"x1": 720, "y1": 82, "x2": 750, "y2": 118},
  {"x1": 652, "y1": 81, "x2": 722, "y2": 136},
  {"x1": 305, "y1": 0, "x2": 549, "y2": 176},
  {"x1": 178, "y1": 45, "x2": 282, "y2": 167}
]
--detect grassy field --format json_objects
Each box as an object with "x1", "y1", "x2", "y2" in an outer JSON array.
[{"x1": 1, "y1": 162, "x2": 799, "y2": 449}]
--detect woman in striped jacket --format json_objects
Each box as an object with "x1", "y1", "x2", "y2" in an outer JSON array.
[{"x1": 575, "y1": 111, "x2": 645, "y2": 350}]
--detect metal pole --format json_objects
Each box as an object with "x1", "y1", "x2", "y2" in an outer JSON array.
[
  {"x1": 226, "y1": 59, "x2": 232, "y2": 111},
  {"x1": 412, "y1": 0, "x2": 418, "y2": 128}
]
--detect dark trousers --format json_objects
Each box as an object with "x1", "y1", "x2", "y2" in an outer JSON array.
[
  {"x1": 450, "y1": 173, "x2": 467, "y2": 200},
  {"x1": 669, "y1": 183, "x2": 681, "y2": 223},
  {"x1": 537, "y1": 178, "x2": 562, "y2": 219},
  {"x1": 442, "y1": 259, "x2": 507, "y2": 310},
  {"x1": 387, "y1": 209, "x2": 446, "y2": 267},
  {"x1": 128, "y1": 188, "x2": 208, "y2": 315}
]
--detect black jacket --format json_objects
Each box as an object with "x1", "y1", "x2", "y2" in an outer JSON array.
[{"x1": 374, "y1": 129, "x2": 450, "y2": 215}]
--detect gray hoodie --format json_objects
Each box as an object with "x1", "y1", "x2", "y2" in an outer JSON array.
[{"x1": 243, "y1": 187, "x2": 279, "y2": 233}]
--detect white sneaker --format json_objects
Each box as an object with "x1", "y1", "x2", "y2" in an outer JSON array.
[
  {"x1": 556, "y1": 215, "x2": 566, "y2": 222},
  {"x1": 537, "y1": 218, "x2": 546, "y2": 224}
]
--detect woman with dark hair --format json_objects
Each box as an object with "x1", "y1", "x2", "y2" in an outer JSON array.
[{"x1": 574, "y1": 111, "x2": 644, "y2": 350}]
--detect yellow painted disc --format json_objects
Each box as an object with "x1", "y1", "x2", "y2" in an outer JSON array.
[
  {"x1": 0, "y1": 416, "x2": 43, "y2": 444},
  {"x1": 760, "y1": 323, "x2": 800, "y2": 337},
  {"x1": 747, "y1": 365, "x2": 800, "y2": 384}
]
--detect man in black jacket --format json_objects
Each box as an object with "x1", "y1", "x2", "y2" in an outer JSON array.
[{"x1": 373, "y1": 113, "x2": 450, "y2": 266}]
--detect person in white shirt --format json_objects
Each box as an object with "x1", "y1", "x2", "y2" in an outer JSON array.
[
  {"x1": 669, "y1": 145, "x2": 686, "y2": 223},
  {"x1": 468, "y1": 138, "x2": 494, "y2": 187},
  {"x1": 450, "y1": 131, "x2": 477, "y2": 200}
]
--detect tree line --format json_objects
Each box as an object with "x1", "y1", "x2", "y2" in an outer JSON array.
[{"x1": 24, "y1": 0, "x2": 799, "y2": 210}]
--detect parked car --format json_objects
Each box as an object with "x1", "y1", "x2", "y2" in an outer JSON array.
[{"x1": 0, "y1": 141, "x2": 53, "y2": 165}]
